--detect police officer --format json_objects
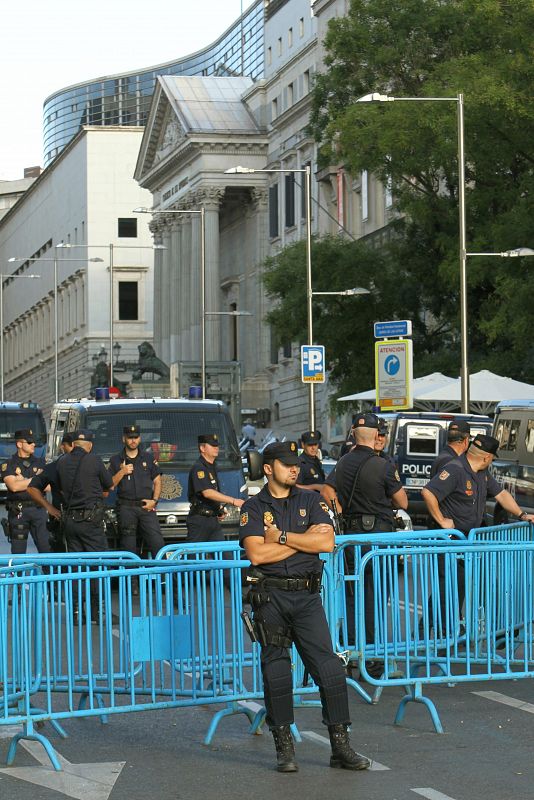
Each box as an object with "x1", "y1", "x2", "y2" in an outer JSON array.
[
  {"x1": 240, "y1": 441, "x2": 370, "y2": 773},
  {"x1": 339, "y1": 418, "x2": 357, "y2": 457},
  {"x1": 186, "y1": 433, "x2": 244, "y2": 543},
  {"x1": 2, "y1": 428, "x2": 50, "y2": 554},
  {"x1": 332, "y1": 413, "x2": 407, "y2": 663},
  {"x1": 296, "y1": 430, "x2": 325, "y2": 491},
  {"x1": 429, "y1": 419, "x2": 470, "y2": 478},
  {"x1": 109, "y1": 424, "x2": 164, "y2": 556},
  {"x1": 26, "y1": 433, "x2": 74, "y2": 551},
  {"x1": 375, "y1": 418, "x2": 396, "y2": 465}
]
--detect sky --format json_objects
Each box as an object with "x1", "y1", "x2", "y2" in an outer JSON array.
[{"x1": 1, "y1": 0, "x2": 253, "y2": 181}]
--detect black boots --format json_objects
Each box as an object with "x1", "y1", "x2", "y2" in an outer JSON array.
[
  {"x1": 271, "y1": 726, "x2": 298, "y2": 772},
  {"x1": 328, "y1": 724, "x2": 371, "y2": 770}
]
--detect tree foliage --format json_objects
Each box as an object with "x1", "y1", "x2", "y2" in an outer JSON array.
[{"x1": 306, "y1": 0, "x2": 534, "y2": 383}]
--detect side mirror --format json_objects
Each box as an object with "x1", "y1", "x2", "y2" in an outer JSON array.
[{"x1": 247, "y1": 449, "x2": 264, "y2": 482}]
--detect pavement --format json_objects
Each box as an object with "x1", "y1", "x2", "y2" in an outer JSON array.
[{"x1": 0, "y1": 508, "x2": 533, "y2": 800}]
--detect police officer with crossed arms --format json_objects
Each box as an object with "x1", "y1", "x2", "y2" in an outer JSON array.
[
  {"x1": 240, "y1": 440, "x2": 370, "y2": 773},
  {"x1": 186, "y1": 433, "x2": 244, "y2": 543},
  {"x1": 109, "y1": 424, "x2": 164, "y2": 556},
  {"x1": 2, "y1": 428, "x2": 50, "y2": 554}
]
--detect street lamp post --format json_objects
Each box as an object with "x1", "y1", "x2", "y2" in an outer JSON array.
[
  {"x1": 58, "y1": 242, "x2": 165, "y2": 390},
  {"x1": 356, "y1": 92, "x2": 469, "y2": 411},
  {"x1": 9, "y1": 251, "x2": 104, "y2": 402},
  {"x1": 0, "y1": 273, "x2": 41, "y2": 401},
  {"x1": 133, "y1": 207, "x2": 207, "y2": 398}
]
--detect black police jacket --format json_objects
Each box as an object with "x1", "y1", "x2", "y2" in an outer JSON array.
[
  {"x1": 335, "y1": 445, "x2": 402, "y2": 526},
  {"x1": 3, "y1": 453, "x2": 46, "y2": 502},
  {"x1": 109, "y1": 449, "x2": 161, "y2": 500},
  {"x1": 187, "y1": 455, "x2": 221, "y2": 513}
]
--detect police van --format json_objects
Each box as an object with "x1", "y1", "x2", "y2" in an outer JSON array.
[
  {"x1": 0, "y1": 402, "x2": 47, "y2": 502},
  {"x1": 47, "y1": 397, "x2": 247, "y2": 544},
  {"x1": 379, "y1": 411, "x2": 492, "y2": 521},
  {"x1": 486, "y1": 400, "x2": 534, "y2": 524}
]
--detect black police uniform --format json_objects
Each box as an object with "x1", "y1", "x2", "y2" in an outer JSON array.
[
  {"x1": 339, "y1": 434, "x2": 356, "y2": 458},
  {"x1": 186, "y1": 455, "x2": 224, "y2": 543},
  {"x1": 239, "y1": 484, "x2": 350, "y2": 730},
  {"x1": 56, "y1": 439, "x2": 113, "y2": 552},
  {"x1": 335, "y1": 444, "x2": 403, "y2": 646},
  {"x1": 298, "y1": 452, "x2": 325, "y2": 487},
  {"x1": 3, "y1": 452, "x2": 49, "y2": 554},
  {"x1": 29, "y1": 457, "x2": 67, "y2": 551},
  {"x1": 424, "y1": 451, "x2": 501, "y2": 627},
  {"x1": 430, "y1": 444, "x2": 458, "y2": 478},
  {"x1": 109, "y1": 447, "x2": 164, "y2": 556}
]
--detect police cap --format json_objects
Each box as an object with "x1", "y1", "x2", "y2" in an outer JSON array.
[
  {"x1": 14, "y1": 428, "x2": 35, "y2": 443},
  {"x1": 377, "y1": 418, "x2": 388, "y2": 435},
  {"x1": 198, "y1": 433, "x2": 219, "y2": 446},
  {"x1": 448, "y1": 418, "x2": 470, "y2": 435},
  {"x1": 74, "y1": 429, "x2": 94, "y2": 442},
  {"x1": 301, "y1": 430, "x2": 321, "y2": 445},
  {"x1": 61, "y1": 433, "x2": 74, "y2": 445},
  {"x1": 353, "y1": 412, "x2": 380, "y2": 430},
  {"x1": 470, "y1": 434, "x2": 499, "y2": 456},
  {"x1": 263, "y1": 441, "x2": 299, "y2": 466},
  {"x1": 123, "y1": 424, "x2": 141, "y2": 436}
]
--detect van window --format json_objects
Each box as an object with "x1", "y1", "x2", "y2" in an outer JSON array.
[
  {"x1": 526, "y1": 420, "x2": 534, "y2": 453},
  {"x1": 84, "y1": 409, "x2": 240, "y2": 468},
  {"x1": 406, "y1": 425, "x2": 440, "y2": 457},
  {"x1": 496, "y1": 418, "x2": 521, "y2": 451},
  {"x1": 0, "y1": 411, "x2": 47, "y2": 445}
]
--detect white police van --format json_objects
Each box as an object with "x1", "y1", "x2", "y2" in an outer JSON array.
[{"x1": 48, "y1": 396, "x2": 247, "y2": 544}]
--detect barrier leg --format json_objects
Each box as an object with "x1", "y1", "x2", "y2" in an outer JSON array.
[
  {"x1": 30, "y1": 707, "x2": 68, "y2": 739},
  {"x1": 78, "y1": 691, "x2": 109, "y2": 724},
  {"x1": 204, "y1": 701, "x2": 258, "y2": 745},
  {"x1": 345, "y1": 676, "x2": 373, "y2": 704},
  {"x1": 394, "y1": 682, "x2": 443, "y2": 734},
  {"x1": 6, "y1": 721, "x2": 62, "y2": 772},
  {"x1": 249, "y1": 707, "x2": 266, "y2": 734}
]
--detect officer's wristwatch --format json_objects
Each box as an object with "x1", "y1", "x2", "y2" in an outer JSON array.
[
  {"x1": 518, "y1": 511, "x2": 528, "y2": 521},
  {"x1": 278, "y1": 531, "x2": 288, "y2": 545}
]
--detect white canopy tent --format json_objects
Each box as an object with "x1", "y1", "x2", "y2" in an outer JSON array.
[
  {"x1": 337, "y1": 372, "x2": 455, "y2": 403},
  {"x1": 414, "y1": 370, "x2": 534, "y2": 415}
]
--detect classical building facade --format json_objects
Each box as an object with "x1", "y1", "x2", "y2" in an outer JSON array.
[{"x1": 0, "y1": 127, "x2": 155, "y2": 416}]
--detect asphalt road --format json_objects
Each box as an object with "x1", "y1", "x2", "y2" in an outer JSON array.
[{"x1": 0, "y1": 509, "x2": 533, "y2": 800}]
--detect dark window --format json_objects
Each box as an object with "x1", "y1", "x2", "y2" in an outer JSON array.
[
  {"x1": 495, "y1": 418, "x2": 521, "y2": 451},
  {"x1": 269, "y1": 185, "x2": 279, "y2": 238},
  {"x1": 285, "y1": 174, "x2": 295, "y2": 228},
  {"x1": 282, "y1": 341, "x2": 292, "y2": 359},
  {"x1": 270, "y1": 328, "x2": 279, "y2": 365},
  {"x1": 118, "y1": 282, "x2": 138, "y2": 320},
  {"x1": 118, "y1": 218, "x2": 137, "y2": 238}
]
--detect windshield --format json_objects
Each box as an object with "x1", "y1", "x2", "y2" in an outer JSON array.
[
  {"x1": 84, "y1": 409, "x2": 241, "y2": 468},
  {"x1": 0, "y1": 411, "x2": 47, "y2": 445}
]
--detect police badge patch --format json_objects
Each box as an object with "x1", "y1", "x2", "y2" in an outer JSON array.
[
  {"x1": 197, "y1": 471, "x2": 205, "y2": 479},
  {"x1": 263, "y1": 511, "x2": 274, "y2": 525},
  {"x1": 1, "y1": 463, "x2": 6, "y2": 472},
  {"x1": 439, "y1": 470, "x2": 449, "y2": 480},
  {"x1": 299, "y1": 509, "x2": 306, "y2": 517},
  {"x1": 240, "y1": 512, "x2": 248, "y2": 526},
  {"x1": 319, "y1": 501, "x2": 329, "y2": 513}
]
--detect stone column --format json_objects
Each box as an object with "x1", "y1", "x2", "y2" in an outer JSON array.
[
  {"x1": 251, "y1": 187, "x2": 270, "y2": 370},
  {"x1": 197, "y1": 186, "x2": 225, "y2": 362},
  {"x1": 148, "y1": 220, "x2": 163, "y2": 356},
  {"x1": 169, "y1": 218, "x2": 182, "y2": 364},
  {"x1": 160, "y1": 218, "x2": 173, "y2": 364},
  {"x1": 179, "y1": 213, "x2": 192, "y2": 361}
]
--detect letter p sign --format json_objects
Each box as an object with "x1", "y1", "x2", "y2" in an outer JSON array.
[{"x1": 301, "y1": 345, "x2": 325, "y2": 383}]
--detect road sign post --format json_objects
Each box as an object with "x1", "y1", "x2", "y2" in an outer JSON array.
[
  {"x1": 375, "y1": 339, "x2": 413, "y2": 409},
  {"x1": 301, "y1": 345, "x2": 325, "y2": 383}
]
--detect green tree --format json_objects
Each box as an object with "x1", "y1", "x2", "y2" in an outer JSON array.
[{"x1": 309, "y1": 0, "x2": 534, "y2": 381}]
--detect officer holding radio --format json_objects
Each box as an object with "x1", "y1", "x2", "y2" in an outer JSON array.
[
  {"x1": 240, "y1": 440, "x2": 370, "y2": 774},
  {"x1": 186, "y1": 433, "x2": 244, "y2": 543}
]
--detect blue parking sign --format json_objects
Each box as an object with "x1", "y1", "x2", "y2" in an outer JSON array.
[{"x1": 301, "y1": 345, "x2": 325, "y2": 383}]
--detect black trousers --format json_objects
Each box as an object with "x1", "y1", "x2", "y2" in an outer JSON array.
[
  {"x1": 118, "y1": 504, "x2": 164, "y2": 556},
  {"x1": 256, "y1": 588, "x2": 350, "y2": 729},
  {"x1": 62, "y1": 514, "x2": 108, "y2": 615},
  {"x1": 8, "y1": 506, "x2": 50, "y2": 554},
  {"x1": 185, "y1": 514, "x2": 223, "y2": 543},
  {"x1": 344, "y1": 523, "x2": 395, "y2": 647}
]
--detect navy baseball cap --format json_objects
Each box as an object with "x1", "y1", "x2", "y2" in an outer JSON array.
[
  {"x1": 61, "y1": 433, "x2": 74, "y2": 445},
  {"x1": 471, "y1": 434, "x2": 499, "y2": 455},
  {"x1": 198, "y1": 433, "x2": 219, "y2": 446},
  {"x1": 74, "y1": 429, "x2": 94, "y2": 442},
  {"x1": 14, "y1": 428, "x2": 35, "y2": 443},
  {"x1": 301, "y1": 430, "x2": 321, "y2": 445},
  {"x1": 123, "y1": 424, "x2": 141, "y2": 436},
  {"x1": 353, "y1": 412, "x2": 380, "y2": 430},
  {"x1": 263, "y1": 441, "x2": 299, "y2": 465},
  {"x1": 449, "y1": 419, "x2": 470, "y2": 435}
]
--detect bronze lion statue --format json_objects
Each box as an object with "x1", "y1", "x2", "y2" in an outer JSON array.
[{"x1": 132, "y1": 342, "x2": 170, "y2": 381}]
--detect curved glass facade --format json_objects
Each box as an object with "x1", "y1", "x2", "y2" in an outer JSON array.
[{"x1": 43, "y1": 1, "x2": 264, "y2": 166}]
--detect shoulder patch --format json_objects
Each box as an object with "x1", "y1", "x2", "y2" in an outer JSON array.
[
  {"x1": 395, "y1": 470, "x2": 400, "y2": 482},
  {"x1": 263, "y1": 511, "x2": 274, "y2": 525},
  {"x1": 197, "y1": 470, "x2": 205, "y2": 479},
  {"x1": 439, "y1": 470, "x2": 450, "y2": 480},
  {"x1": 319, "y1": 501, "x2": 329, "y2": 514},
  {"x1": 1, "y1": 463, "x2": 6, "y2": 472},
  {"x1": 240, "y1": 512, "x2": 249, "y2": 526},
  {"x1": 299, "y1": 508, "x2": 307, "y2": 517}
]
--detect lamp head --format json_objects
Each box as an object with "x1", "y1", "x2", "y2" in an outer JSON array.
[
  {"x1": 225, "y1": 166, "x2": 256, "y2": 174},
  {"x1": 356, "y1": 92, "x2": 393, "y2": 103}
]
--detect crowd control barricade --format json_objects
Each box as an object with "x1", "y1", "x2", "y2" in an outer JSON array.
[{"x1": 357, "y1": 540, "x2": 534, "y2": 733}]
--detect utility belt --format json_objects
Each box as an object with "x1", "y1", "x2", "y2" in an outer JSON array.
[
  {"x1": 341, "y1": 513, "x2": 394, "y2": 533},
  {"x1": 247, "y1": 573, "x2": 323, "y2": 593},
  {"x1": 189, "y1": 504, "x2": 220, "y2": 518},
  {"x1": 62, "y1": 503, "x2": 104, "y2": 523},
  {"x1": 6, "y1": 500, "x2": 39, "y2": 513},
  {"x1": 118, "y1": 498, "x2": 145, "y2": 507}
]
